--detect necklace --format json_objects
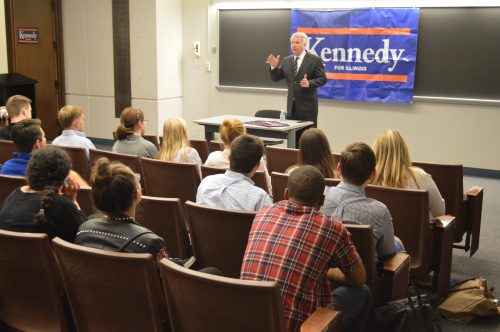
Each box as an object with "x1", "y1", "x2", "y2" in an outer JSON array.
[{"x1": 111, "y1": 216, "x2": 135, "y2": 222}]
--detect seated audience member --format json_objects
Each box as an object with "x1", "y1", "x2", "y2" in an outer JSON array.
[
  {"x1": 0, "y1": 147, "x2": 86, "y2": 242},
  {"x1": 372, "y1": 129, "x2": 445, "y2": 220},
  {"x1": 0, "y1": 119, "x2": 45, "y2": 176},
  {"x1": 75, "y1": 158, "x2": 165, "y2": 260},
  {"x1": 321, "y1": 142, "x2": 404, "y2": 264},
  {"x1": 52, "y1": 105, "x2": 96, "y2": 157},
  {"x1": 241, "y1": 165, "x2": 371, "y2": 332},
  {"x1": 157, "y1": 117, "x2": 202, "y2": 169},
  {"x1": 0, "y1": 95, "x2": 32, "y2": 140},
  {"x1": 112, "y1": 107, "x2": 157, "y2": 158},
  {"x1": 286, "y1": 128, "x2": 337, "y2": 178},
  {"x1": 204, "y1": 119, "x2": 271, "y2": 192},
  {"x1": 197, "y1": 134, "x2": 272, "y2": 211}
]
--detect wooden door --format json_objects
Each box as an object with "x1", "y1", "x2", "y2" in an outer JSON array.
[{"x1": 5, "y1": 0, "x2": 64, "y2": 139}]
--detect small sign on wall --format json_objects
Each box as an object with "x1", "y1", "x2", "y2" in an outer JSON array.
[{"x1": 17, "y1": 27, "x2": 39, "y2": 44}]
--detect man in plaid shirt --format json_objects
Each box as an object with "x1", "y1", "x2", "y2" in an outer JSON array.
[{"x1": 241, "y1": 165, "x2": 372, "y2": 332}]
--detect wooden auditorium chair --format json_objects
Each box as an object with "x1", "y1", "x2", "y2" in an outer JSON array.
[
  {"x1": 208, "y1": 140, "x2": 224, "y2": 153},
  {"x1": 265, "y1": 146, "x2": 298, "y2": 174},
  {"x1": 52, "y1": 237, "x2": 169, "y2": 332},
  {"x1": 189, "y1": 139, "x2": 209, "y2": 163},
  {"x1": 136, "y1": 196, "x2": 191, "y2": 259},
  {"x1": 57, "y1": 145, "x2": 91, "y2": 180},
  {"x1": 0, "y1": 174, "x2": 25, "y2": 203},
  {"x1": 140, "y1": 158, "x2": 200, "y2": 204},
  {"x1": 345, "y1": 224, "x2": 410, "y2": 306},
  {"x1": 0, "y1": 140, "x2": 16, "y2": 164},
  {"x1": 365, "y1": 184, "x2": 455, "y2": 297},
  {"x1": 142, "y1": 134, "x2": 160, "y2": 149},
  {"x1": 0, "y1": 230, "x2": 74, "y2": 331},
  {"x1": 89, "y1": 148, "x2": 144, "y2": 188},
  {"x1": 413, "y1": 161, "x2": 484, "y2": 256},
  {"x1": 184, "y1": 201, "x2": 256, "y2": 278},
  {"x1": 159, "y1": 258, "x2": 341, "y2": 332}
]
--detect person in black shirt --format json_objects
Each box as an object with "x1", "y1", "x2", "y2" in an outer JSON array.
[
  {"x1": 0, "y1": 95, "x2": 33, "y2": 141},
  {"x1": 0, "y1": 146, "x2": 86, "y2": 241}
]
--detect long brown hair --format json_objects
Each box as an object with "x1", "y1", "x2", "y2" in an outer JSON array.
[{"x1": 297, "y1": 128, "x2": 337, "y2": 178}]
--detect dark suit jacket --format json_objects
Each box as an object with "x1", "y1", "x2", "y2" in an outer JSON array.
[{"x1": 270, "y1": 52, "x2": 326, "y2": 125}]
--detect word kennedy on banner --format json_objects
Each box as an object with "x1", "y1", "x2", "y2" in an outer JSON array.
[{"x1": 291, "y1": 8, "x2": 420, "y2": 103}]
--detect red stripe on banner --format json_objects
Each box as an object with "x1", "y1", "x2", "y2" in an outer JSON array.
[
  {"x1": 326, "y1": 72, "x2": 408, "y2": 83},
  {"x1": 17, "y1": 28, "x2": 38, "y2": 31},
  {"x1": 298, "y1": 27, "x2": 411, "y2": 35}
]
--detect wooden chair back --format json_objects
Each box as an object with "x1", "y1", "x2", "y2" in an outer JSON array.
[
  {"x1": 52, "y1": 237, "x2": 168, "y2": 332},
  {"x1": 265, "y1": 146, "x2": 298, "y2": 174},
  {"x1": 0, "y1": 140, "x2": 16, "y2": 164},
  {"x1": 190, "y1": 139, "x2": 209, "y2": 163},
  {"x1": 0, "y1": 174, "x2": 25, "y2": 203},
  {"x1": 0, "y1": 230, "x2": 73, "y2": 331},
  {"x1": 413, "y1": 161, "x2": 464, "y2": 240},
  {"x1": 159, "y1": 258, "x2": 287, "y2": 332},
  {"x1": 89, "y1": 148, "x2": 143, "y2": 176},
  {"x1": 201, "y1": 165, "x2": 225, "y2": 178},
  {"x1": 142, "y1": 134, "x2": 160, "y2": 149},
  {"x1": 140, "y1": 158, "x2": 200, "y2": 204},
  {"x1": 137, "y1": 196, "x2": 191, "y2": 259},
  {"x1": 208, "y1": 140, "x2": 224, "y2": 153},
  {"x1": 77, "y1": 186, "x2": 95, "y2": 217},
  {"x1": 184, "y1": 201, "x2": 255, "y2": 278},
  {"x1": 57, "y1": 145, "x2": 90, "y2": 180},
  {"x1": 365, "y1": 184, "x2": 430, "y2": 279}
]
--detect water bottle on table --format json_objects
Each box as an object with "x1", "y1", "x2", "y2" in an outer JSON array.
[{"x1": 279, "y1": 110, "x2": 286, "y2": 123}]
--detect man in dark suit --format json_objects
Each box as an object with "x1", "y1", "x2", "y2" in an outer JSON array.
[{"x1": 267, "y1": 32, "x2": 327, "y2": 129}]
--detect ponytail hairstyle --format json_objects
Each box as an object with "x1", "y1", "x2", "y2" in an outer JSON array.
[
  {"x1": 28, "y1": 147, "x2": 72, "y2": 225},
  {"x1": 115, "y1": 107, "x2": 144, "y2": 140},
  {"x1": 157, "y1": 117, "x2": 191, "y2": 162},
  {"x1": 90, "y1": 157, "x2": 139, "y2": 219},
  {"x1": 219, "y1": 119, "x2": 246, "y2": 146}
]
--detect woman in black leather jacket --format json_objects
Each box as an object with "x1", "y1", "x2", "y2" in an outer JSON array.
[{"x1": 75, "y1": 157, "x2": 166, "y2": 260}]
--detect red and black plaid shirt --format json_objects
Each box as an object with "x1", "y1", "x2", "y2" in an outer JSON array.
[{"x1": 241, "y1": 200, "x2": 362, "y2": 332}]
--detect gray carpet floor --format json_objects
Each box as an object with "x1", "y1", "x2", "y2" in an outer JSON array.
[{"x1": 440, "y1": 175, "x2": 500, "y2": 331}]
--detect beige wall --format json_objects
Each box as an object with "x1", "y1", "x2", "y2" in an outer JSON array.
[
  {"x1": 181, "y1": 0, "x2": 500, "y2": 171},
  {"x1": 62, "y1": 0, "x2": 182, "y2": 139},
  {"x1": 0, "y1": 0, "x2": 8, "y2": 74}
]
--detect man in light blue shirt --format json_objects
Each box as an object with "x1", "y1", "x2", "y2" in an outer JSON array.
[
  {"x1": 197, "y1": 134, "x2": 272, "y2": 211},
  {"x1": 320, "y1": 142, "x2": 404, "y2": 264},
  {"x1": 52, "y1": 105, "x2": 95, "y2": 157}
]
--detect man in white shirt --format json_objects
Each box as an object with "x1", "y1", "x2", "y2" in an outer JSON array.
[
  {"x1": 196, "y1": 134, "x2": 272, "y2": 212},
  {"x1": 52, "y1": 105, "x2": 95, "y2": 157}
]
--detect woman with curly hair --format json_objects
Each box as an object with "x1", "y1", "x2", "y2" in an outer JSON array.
[{"x1": 0, "y1": 146, "x2": 86, "y2": 241}]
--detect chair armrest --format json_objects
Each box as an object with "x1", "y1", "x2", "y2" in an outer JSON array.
[
  {"x1": 466, "y1": 186, "x2": 483, "y2": 197},
  {"x1": 383, "y1": 252, "x2": 410, "y2": 275},
  {"x1": 435, "y1": 215, "x2": 455, "y2": 229},
  {"x1": 300, "y1": 307, "x2": 342, "y2": 332}
]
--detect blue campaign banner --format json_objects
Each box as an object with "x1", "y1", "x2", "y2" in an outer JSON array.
[{"x1": 291, "y1": 8, "x2": 419, "y2": 103}]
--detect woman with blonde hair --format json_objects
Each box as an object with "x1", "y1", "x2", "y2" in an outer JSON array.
[
  {"x1": 204, "y1": 119, "x2": 271, "y2": 191},
  {"x1": 372, "y1": 129, "x2": 445, "y2": 220},
  {"x1": 112, "y1": 107, "x2": 157, "y2": 158},
  {"x1": 286, "y1": 128, "x2": 337, "y2": 178},
  {"x1": 157, "y1": 117, "x2": 202, "y2": 167}
]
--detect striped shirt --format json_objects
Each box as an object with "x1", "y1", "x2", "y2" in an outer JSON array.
[{"x1": 241, "y1": 200, "x2": 362, "y2": 332}]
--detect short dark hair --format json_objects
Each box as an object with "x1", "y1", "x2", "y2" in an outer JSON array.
[
  {"x1": 340, "y1": 142, "x2": 376, "y2": 186},
  {"x1": 287, "y1": 165, "x2": 325, "y2": 206},
  {"x1": 11, "y1": 119, "x2": 43, "y2": 153},
  {"x1": 229, "y1": 134, "x2": 264, "y2": 173}
]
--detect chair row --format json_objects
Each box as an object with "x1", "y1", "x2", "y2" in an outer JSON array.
[
  {"x1": 0, "y1": 228, "x2": 340, "y2": 332},
  {"x1": 265, "y1": 145, "x2": 484, "y2": 257},
  {"x1": 272, "y1": 171, "x2": 452, "y2": 298}
]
